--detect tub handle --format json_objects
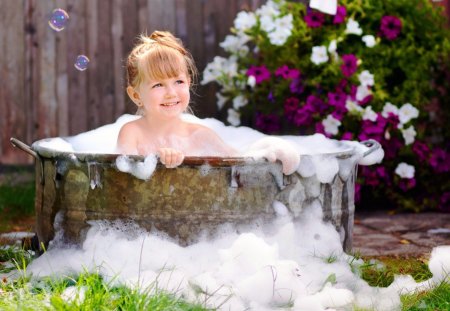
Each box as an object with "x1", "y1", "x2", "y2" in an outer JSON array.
[
  {"x1": 10, "y1": 137, "x2": 45, "y2": 185},
  {"x1": 10, "y1": 137, "x2": 38, "y2": 159},
  {"x1": 360, "y1": 139, "x2": 381, "y2": 157}
]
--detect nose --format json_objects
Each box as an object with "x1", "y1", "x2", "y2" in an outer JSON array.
[{"x1": 165, "y1": 85, "x2": 176, "y2": 98}]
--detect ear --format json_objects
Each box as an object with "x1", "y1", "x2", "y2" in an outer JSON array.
[{"x1": 127, "y1": 86, "x2": 141, "y2": 106}]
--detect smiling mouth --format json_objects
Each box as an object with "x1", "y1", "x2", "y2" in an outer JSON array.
[{"x1": 161, "y1": 101, "x2": 179, "y2": 107}]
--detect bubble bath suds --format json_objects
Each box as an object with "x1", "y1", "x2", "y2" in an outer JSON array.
[{"x1": 28, "y1": 114, "x2": 448, "y2": 310}]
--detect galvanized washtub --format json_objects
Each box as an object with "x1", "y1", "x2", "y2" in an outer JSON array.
[{"x1": 11, "y1": 137, "x2": 380, "y2": 252}]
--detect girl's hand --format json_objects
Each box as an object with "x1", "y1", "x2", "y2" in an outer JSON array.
[{"x1": 157, "y1": 148, "x2": 184, "y2": 168}]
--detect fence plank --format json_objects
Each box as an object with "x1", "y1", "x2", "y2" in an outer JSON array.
[
  {"x1": 66, "y1": 0, "x2": 89, "y2": 135},
  {"x1": 0, "y1": 0, "x2": 28, "y2": 163},
  {"x1": 147, "y1": 0, "x2": 176, "y2": 33}
]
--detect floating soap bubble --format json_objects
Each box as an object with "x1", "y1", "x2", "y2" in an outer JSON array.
[
  {"x1": 48, "y1": 9, "x2": 69, "y2": 32},
  {"x1": 74, "y1": 55, "x2": 90, "y2": 71}
]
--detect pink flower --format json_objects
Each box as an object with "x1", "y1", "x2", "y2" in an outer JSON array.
[
  {"x1": 284, "y1": 97, "x2": 300, "y2": 118},
  {"x1": 275, "y1": 65, "x2": 300, "y2": 79},
  {"x1": 333, "y1": 6, "x2": 347, "y2": 24},
  {"x1": 412, "y1": 141, "x2": 430, "y2": 162},
  {"x1": 429, "y1": 148, "x2": 449, "y2": 173},
  {"x1": 246, "y1": 65, "x2": 271, "y2": 84},
  {"x1": 398, "y1": 178, "x2": 416, "y2": 191},
  {"x1": 340, "y1": 54, "x2": 358, "y2": 77},
  {"x1": 305, "y1": 10, "x2": 325, "y2": 28},
  {"x1": 341, "y1": 132, "x2": 353, "y2": 140},
  {"x1": 380, "y1": 15, "x2": 402, "y2": 40}
]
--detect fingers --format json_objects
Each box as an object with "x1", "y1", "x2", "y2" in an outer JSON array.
[{"x1": 157, "y1": 148, "x2": 184, "y2": 168}]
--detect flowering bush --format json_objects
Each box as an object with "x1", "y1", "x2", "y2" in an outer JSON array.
[{"x1": 202, "y1": 0, "x2": 450, "y2": 212}]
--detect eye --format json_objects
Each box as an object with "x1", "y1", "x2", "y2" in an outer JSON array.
[
  {"x1": 175, "y1": 80, "x2": 185, "y2": 84},
  {"x1": 152, "y1": 83, "x2": 162, "y2": 88}
]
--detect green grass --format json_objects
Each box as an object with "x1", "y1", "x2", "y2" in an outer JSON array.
[
  {"x1": 0, "y1": 182, "x2": 35, "y2": 232},
  {"x1": 358, "y1": 256, "x2": 433, "y2": 287},
  {"x1": 401, "y1": 280, "x2": 450, "y2": 311},
  {"x1": 0, "y1": 248, "x2": 210, "y2": 311}
]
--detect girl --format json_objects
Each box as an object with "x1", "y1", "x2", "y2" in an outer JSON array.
[{"x1": 117, "y1": 31, "x2": 237, "y2": 168}]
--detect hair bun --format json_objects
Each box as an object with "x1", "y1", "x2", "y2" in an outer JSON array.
[{"x1": 150, "y1": 30, "x2": 176, "y2": 42}]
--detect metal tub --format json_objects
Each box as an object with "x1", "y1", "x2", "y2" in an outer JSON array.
[{"x1": 10, "y1": 138, "x2": 379, "y2": 252}]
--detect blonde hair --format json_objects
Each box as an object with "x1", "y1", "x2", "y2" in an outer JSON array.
[{"x1": 126, "y1": 31, "x2": 198, "y2": 90}]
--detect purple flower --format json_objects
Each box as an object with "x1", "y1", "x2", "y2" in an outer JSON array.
[
  {"x1": 255, "y1": 112, "x2": 281, "y2": 134},
  {"x1": 333, "y1": 6, "x2": 347, "y2": 24},
  {"x1": 341, "y1": 132, "x2": 353, "y2": 140},
  {"x1": 340, "y1": 54, "x2": 358, "y2": 77},
  {"x1": 327, "y1": 91, "x2": 346, "y2": 109},
  {"x1": 275, "y1": 65, "x2": 300, "y2": 79},
  {"x1": 284, "y1": 97, "x2": 300, "y2": 118},
  {"x1": 398, "y1": 178, "x2": 416, "y2": 191},
  {"x1": 361, "y1": 167, "x2": 380, "y2": 187},
  {"x1": 294, "y1": 106, "x2": 315, "y2": 127},
  {"x1": 290, "y1": 78, "x2": 304, "y2": 94},
  {"x1": 439, "y1": 192, "x2": 450, "y2": 213},
  {"x1": 380, "y1": 15, "x2": 402, "y2": 40},
  {"x1": 268, "y1": 91, "x2": 275, "y2": 103},
  {"x1": 246, "y1": 65, "x2": 271, "y2": 84},
  {"x1": 412, "y1": 141, "x2": 430, "y2": 162},
  {"x1": 429, "y1": 148, "x2": 449, "y2": 173},
  {"x1": 305, "y1": 10, "x2": 325, "y2": 28},
  {"x1": 383, "y1": 137, "x2": 403, "y2": 160},
  {"x1": 306, "y1": 94, "x2": 327, "y2": 113}
]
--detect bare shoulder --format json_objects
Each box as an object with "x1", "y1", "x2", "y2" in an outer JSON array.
[
  {"x1": 185, "y1": 122, "x2": 237, "y2": 156},
  {"x1": 187, "y1": 123, "x2": 221, "y2": 139},
  {"x1": 118, "y1": 120, "x2": 141, "y2": 139},
  {"x1": 117, "y1": 119, "x2": 143, "y2": 154}
]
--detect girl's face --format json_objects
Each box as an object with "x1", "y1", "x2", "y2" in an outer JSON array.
[{"x1": 133, "y1": 72, "x2": 190, "y2": 120}]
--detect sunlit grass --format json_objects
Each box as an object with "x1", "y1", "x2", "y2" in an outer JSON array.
[{"x1": 358, "y1": 256, "x2": 433, "y2": 287}]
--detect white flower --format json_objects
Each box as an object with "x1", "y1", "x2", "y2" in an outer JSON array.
[
  {"x1": 227, "y1": 108, "x2": 241, "y2": 126},
  {"x1": 247, "y1": 75, "x2": 256, "y2": 88},
  {"x1": 216, "y1": 92, "x2": 228, "y2": 110},
  {"x1": 328, "y1": 39, "x2": 339, "y2": 61},
  {"x1": 219, "y1": 35, "x2": 250, "y2": 56},
  {"x1": 345, "y1": 18, "x2": 363, "y2": 36},
  {"x1": 256, "y1": 0, "x2": 280, "y2": 18},
  {"x1": 395, "y1": 162, "x2": 415, "y2": 179},
  {"x1": 311, "y1": 46, "x2": 329, "y2": 65},
  {"x1": 381, "y1": 102, "x2": 399, "y2": 118},
  {"x1": 328, "y1": 40, "x2": 337, "y2": 53},
  {"x1": 267, "y1": 14, "x2": 293, "y2": 45},
  {"x1": 322, "y1": 115, "x2": 341, "y2": 136},
  {"x1": 362, "y1": 106, "x2": 378, "y2": 122},
  {"x1": 358, "y1": 70, "x2": 374, "y2": 87},
  {"x1": 345, "y1": 99, "x2": 363, "y2": 113},
  {"x1": 232, "y1": 95, "x2": 248, "y2": 109},
  {"x1": 202, "y1": 56, "x2": 235, "y2": 85},
  {"x1": 398, "y1": 103, "x2": 419, "y2": 124},
  {"x1": 234, "y1": 11, "x2": 257, "y2": 32},
  {"x1": 310, "y1": 0, "x2": 337, "y2": 15},
  {"x1": 356, "y1": 85, "x2": 372, "y2": 101},
  {"x1": 260, "y1": 15, "x2": 277, "y2": 33},
  {"x1": 401, "y1": 125, "x2": 417, "y2": 145},
  {"x1": 362, "y1": 35, "x2": 376, "y2": 47}
]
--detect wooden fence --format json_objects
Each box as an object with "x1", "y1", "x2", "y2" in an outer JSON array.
[
  {"x1": 0, "y1": 0, "x2": 447, "y2": 164},
  {"x1": 0, "y1": 0, "x2": 276, "y2": 164}
]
